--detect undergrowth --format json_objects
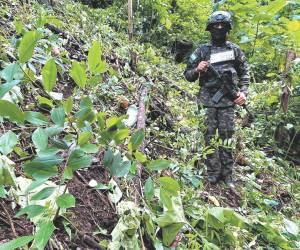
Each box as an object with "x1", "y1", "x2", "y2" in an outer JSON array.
[{"x1": 0, "y1": 0, "x2": 299, "y2": 249}]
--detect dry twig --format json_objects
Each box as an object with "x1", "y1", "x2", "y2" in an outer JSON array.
[{"x1": 0, "y1": 201, "x2": 17, "y2": 237}]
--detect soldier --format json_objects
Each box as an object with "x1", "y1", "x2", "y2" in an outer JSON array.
[{"x1": 184, "y1": 11, "x2": 250, "y2": 187}]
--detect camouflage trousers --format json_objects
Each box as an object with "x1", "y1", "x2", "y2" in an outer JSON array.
[{"x1": 204, "y1": 107, "x2": 235, "y2": 178}]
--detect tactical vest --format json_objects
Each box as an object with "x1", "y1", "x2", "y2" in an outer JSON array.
[{"x1": 198, "y1": 42, "x2": 239, "y2": 108}]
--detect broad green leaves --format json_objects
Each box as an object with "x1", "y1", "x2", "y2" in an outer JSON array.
[
  {"x1": 42, "y1": 59, "x2": 57, "y2": 92},
  {"x1": 32, "y1": 128, "x2": 48, "y2": 151},
  {"x1": 51, "y1": 106, "x2": 65, "y2": 127},
  {"x1": 206, "y1": 207, "x2": 248, "y2": 230},
  {"x1": 88, "y1": 41, "x2": 108, "y2": 74},
  {"x1": 31, "y1": 187, "x2": 56, "y2": 200},
  {"x1": 69, "y1": 41, "x2": 108, "y2": 89},
  {"x1": 25, "y1": 111, "x2": 48, "y2": 126},
  {"x1": 70, "y1": 61, "x2": 87, "y2": 88},
  {"x1": 78, "y1": 131, "x2": 92, "y2": 146},
  {"x1": 0, "y1": 235, "x2": 34, "y2": 250},
  {"x1": 0, "y1": 156, "x2": 17, "y2": 187},
  {"x1": 103, "y1": 148, "x2": 131, "y2": 177},
  {"x1": 0, "y1": 81, "x2": 20, "y2": 99},
  {"x1": 16, "y1": 205, "x2": 45, "y2": 219},
  {"x1": 147, "y1": 159, "x2": 171, "y2": 171},
  {"x1": 0, "y1": 100, "x2": 25, "y2": 124},
  {"x1": 159, "y1": 177, "x2": 180, "y2": 196},
  {"x1": 0, "y1": 131, "x2": 18, "y2": 155},
  {"x1": 63, "y1": 149, "x2": 92, "y2": 179},
  {"x1": 23, "y1": 155, "x2": 63, "y2": 179},
  {"x1": 32, "y1": 222, "x2": 55, "y2": 250},
  {"x1": 63, "y1": 97, "x2": 73, "y2": 114},
  {"x1": 18, "y1": 30, "x2": 40, "y2": 63},
  {"x1": 88, "y1": 41, "x2": 102, "y2": 73},
  {"x1": 128, "y1": 129, "x2": 145, "y2": 151},
  {"x1": 56, "y1": 193, "x2": 75, "y2": 209},
  {"x1": 144, "y1": 177, "x2": 154, "y2": 200},
  {"x1": 1, "y1": 63, "x2": 23, "y2": 82}
]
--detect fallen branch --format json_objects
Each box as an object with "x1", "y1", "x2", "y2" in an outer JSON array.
[
  {"x1": 0, "y1": 200, "x2": 17, "y2": 237},
  {"x1": 14, "y1": 155, "x2": 34, "y2": 163},
  {"x1": 0, "y1": 213, "x2": 27, "y2": 231},
  {"x1": 133, "y1": 84, "x2": 148, "y2": 203}
]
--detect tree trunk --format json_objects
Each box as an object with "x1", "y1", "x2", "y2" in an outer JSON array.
[{"x1": 128, "y1": 0, "x2": 134, "y2": 41}]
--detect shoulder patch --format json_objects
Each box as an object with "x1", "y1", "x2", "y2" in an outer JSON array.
[{"x1": 190, "y1": 53, "x2": 198, "y2": 62}]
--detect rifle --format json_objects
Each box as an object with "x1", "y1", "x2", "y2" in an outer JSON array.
[{"x1": 209, "y1": 64, "x2": 254, "y2": 119}]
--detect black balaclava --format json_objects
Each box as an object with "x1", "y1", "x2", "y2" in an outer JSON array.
[{"x1": 210, "y1": 24, "x2": 229, "y2": 46}]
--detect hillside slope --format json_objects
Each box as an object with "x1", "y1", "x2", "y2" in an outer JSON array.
[{"x1": 0, "y1": 0, "x2": 299, "y2": 249}]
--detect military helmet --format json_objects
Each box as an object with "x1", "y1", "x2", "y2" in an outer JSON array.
[{"x1": 206, "y1": 11, "x2": 233, "y2": 31}]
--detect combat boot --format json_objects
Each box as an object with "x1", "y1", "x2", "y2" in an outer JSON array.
[
  {"x1": 223, "y1": 175, "x2": 235, "y2": 188},
  {"x1": 207, "y1": 176, "x2": 218, "y2": 184}
]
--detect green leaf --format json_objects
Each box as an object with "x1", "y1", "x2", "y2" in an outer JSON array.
[
  {"x1": 159, "y1": 177, "x2": 180, "y2": 196},
  {"x1": 26, "y1": 178, "x2": 48, "y2": 193},
  {"x1": 128, "y1": 129, "x2": 145, "y2": 151},
  {"x1": 18, "y1": 30, "x2": 40, "y2": 63},
  {"x1": 80, "y1": 96, "x2": 93, "y2": 109},
  {"x1": 75, "y1": 107, "x2": 96, "y2": 128},
  {"x1": 0, "y1": 131, "x2": 18, "y2": 155},
  {"x1": 94, "y1": 61, "x2": 108, "y2": 74},
  {"x1": 51, "y1": 106, "x2": 65, "y2": 127},
  {"x1": 113, "y1": 128, "x2": 129, "y2": 145},
  {"x1": 68, "y1": 149, "x2": 92, "y2": 170},
  {"x1": 56, "y1": 193, "x2": 75, "y2": 209},
  {"x1": 135, "y1": 151, "x2": 147, "y2": 163},
  {"x1": 50, "y1": 139, "x2": 69, "y2": 149},
  {"x1": 45, "y1": 127, "x2": 64, "y2": 137},
  {"x1": 88, "y1": 41, "x2": 102, "y2": 73},
  {"x1": 1, "y1": 63, "x2": 23, "y2": 82},
  {"x1": 106, "y1": 115, "x2": 127, "y2": 128},
  {"x1": 16, "y1": 205, "x2": 45, "y2": 219},
  {"x1": 31, "y1": 187, "x2": 56, "y2": 200},
  {"x1": 0, "y1": 100, "x2": 25, "y2": 124},
  {"x1": 63, "y1": 97, "x2": 73, "y2": 114},
  {"x1": 144, "y1": 177, "x2": 154, "y2": 200},
  {"x1": 70, "y1": 61, "x2": 87, "y2": 88},
  {"x1": 37, "y1": 96, "x2": 53, "y2": 108},
  {"x1": 207, "y1": 207, "x2": 247, "y2": 230},
  {"x1": 32, "y1": 128, "x2": 48, "y2": 151},
  {"x1": 103, "y1": 148, "x2": 130, "y2": 177},
  {"x1": 0, "y1": 185, "x2": 6, "y2": 198},
  {"x1": 117, "y1": 161, "x2": 131, "y2": 178},
  {"x1": 0, "y1": 155, "x2": 17, "y2": 187},
  {"x1": 64, "y1": 149, "x2": 92, "y2": 179},
  {"x1": 78, "y1": 131, "x2": 92, "y2": 146},
  {"x1": 0, "y1": 235, "x2": 34, "y2": 250},
  {"x1": 162, "y1": 223, "x2": 185, "y2": 247},
  {"x1": 80, "y1": 144, "x2": 98, "y2": 154},
  {"x1": 25, "y1": 111, "x2": 48, "y2": 125},
  {"x1": 147, "y1": 159, "x2": 171, "y2": 171},
  {"x1": 42, "y1": 59, "x2": 57, "y2": 92},
  {"x1": 104, "y1": 148, "x2": 120, "y2": 176},
  {"x1": 32, "y1": 221, "x2": 55, "y2": 250},
  {"x1": 23, "y1": 155, "x2": 62, "y2": 179},
  {"x1": 0, "y1": 80, "x2": 20, "y2": 99}
]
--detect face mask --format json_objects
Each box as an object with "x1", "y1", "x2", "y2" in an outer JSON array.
[{"x1": 210, "y1": 27, "x2": 228, "y2": 43}]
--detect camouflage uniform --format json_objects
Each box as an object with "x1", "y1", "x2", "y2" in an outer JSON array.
[{"x1": 184, "y1": 41, "x2": 250, "y2": 179}]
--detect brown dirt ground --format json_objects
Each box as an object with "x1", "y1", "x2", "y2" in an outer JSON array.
[{"x1": 0, "y1": 165, "x2": 117, "y2": 249}]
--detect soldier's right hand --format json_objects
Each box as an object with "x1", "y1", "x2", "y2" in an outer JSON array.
[{"x1": 196, "y1": 61, "x2": 209, "y2": 72}]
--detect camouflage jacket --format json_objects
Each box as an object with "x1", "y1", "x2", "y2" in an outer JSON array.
[{"x1": 184, "y1": 41, "x2": 250, "y2": 107}]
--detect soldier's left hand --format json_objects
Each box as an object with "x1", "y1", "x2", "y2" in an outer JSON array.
[{"x1": 234, "y1": 92, "x2": 246, "y2": 106}]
